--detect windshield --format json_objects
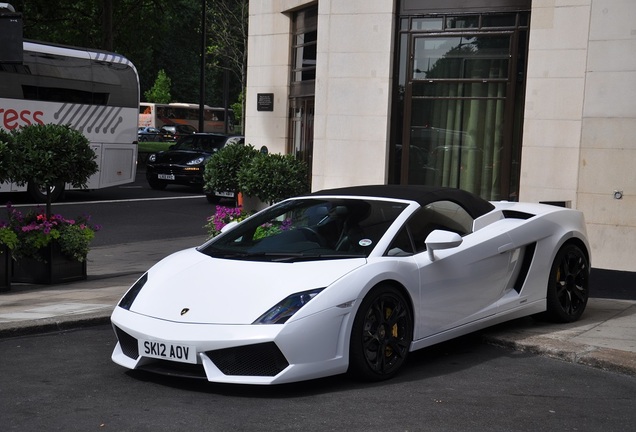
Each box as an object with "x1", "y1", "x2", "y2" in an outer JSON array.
[
  {"x1": 175, "y1": 135, "x2": 227, "y2": 152},
  {"x1": 199, "y1": 198, "x2": 408, "y2": 262}
]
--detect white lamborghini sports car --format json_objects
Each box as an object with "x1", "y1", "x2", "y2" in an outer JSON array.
[{"x1": 111, "y1": 185, "x2": 590, "y2": 385}]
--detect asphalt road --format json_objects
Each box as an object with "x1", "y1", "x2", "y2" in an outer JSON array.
[{"x1": 1, "y1": 326, "x2": 634, "y2": 431}]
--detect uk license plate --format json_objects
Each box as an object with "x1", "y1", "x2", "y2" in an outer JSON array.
[
  {"x1": 215, "y1": 190, "x2": 235, "y2": 198},
  {"x1": 138, "y1": 339, "x2": 197, "y2": 364},
  {"x1": 158, "y1": 174, "x2": 175, "y2": 180}
]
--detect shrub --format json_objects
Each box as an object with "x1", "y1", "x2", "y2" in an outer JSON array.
[
  {"x1": 203, "y1": 143, "x2": 260, "y2": 194},
  {"x1": 238, "y1": 153, "x2": 310, "y2": 204}
]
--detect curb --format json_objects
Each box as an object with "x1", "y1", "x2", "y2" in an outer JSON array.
[
  {"x1": 481, "y1": 333, "x2": 636, "y2": 377},
  {"x1": 0, "y1": 310, "x2": 112, "y2": 339}
]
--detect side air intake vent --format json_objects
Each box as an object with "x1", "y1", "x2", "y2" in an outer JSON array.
[
  {"x1": 206, "y1": 342, "x2": 289, "y2": 376},
  {"x1": 502, "y1": 210, "x2": 534, "y2": 220},
  {"x1": 513, "y1": 242, "x2": 537, "y2": 293}
]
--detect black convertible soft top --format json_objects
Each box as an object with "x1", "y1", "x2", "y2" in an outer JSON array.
[{"x1": 312, "y1": 185, "x2": 495, "y2": 219}]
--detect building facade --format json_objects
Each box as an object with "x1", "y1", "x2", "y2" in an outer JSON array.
[{"x1": 245, "y1": 0, "x2": 636, "y2": 273}]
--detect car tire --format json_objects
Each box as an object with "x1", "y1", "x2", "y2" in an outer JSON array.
[
  {"x1": 148, "y1": 179, "x2": 167, "y2": 190},
  {"x1": 27, "y1": 181, "x2": 65, "y2": 203},
  {"x1": 543, "y1": 243, "x2": 589, "y2": 323},
  {"x1": 348, "y1": 284, "x2": 413, "y2": 381}
]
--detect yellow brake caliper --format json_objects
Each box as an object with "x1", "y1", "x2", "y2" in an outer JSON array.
[{"x1": 385, "y1": 307, "x2": 398, "y2": 357}]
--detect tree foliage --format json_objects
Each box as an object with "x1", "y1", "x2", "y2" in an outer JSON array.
[
  {"x1": 13, "y1": 0, "x2": 248, "y2": 109},
  {"x1": 9, "y1": 124, "x2": 98, "y2": 216},
  {"x1": 144, "y1": 69, "x2": 172, "y2": 103}
]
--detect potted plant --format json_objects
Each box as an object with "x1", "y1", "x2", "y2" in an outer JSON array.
[
  {"x1": 204, "y1": 150, "x2": 309, "y2": 240},
  {"x1": 203, "y1": 143, "x2": 260, "y2": 205},
  {"x1": 4, "y1": 124, "x2": 99, "y2": 284},
  {"x1": 5, "y1": 205, "x2": 99, "y2": 284}
]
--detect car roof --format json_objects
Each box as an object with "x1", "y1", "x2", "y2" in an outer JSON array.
[{"x1": 312, "y1": 185, "x2": 494, "y2": 219}]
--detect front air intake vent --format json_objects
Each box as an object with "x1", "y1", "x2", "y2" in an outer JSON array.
[
  {"x1": 114, "y1": 326, "x2": 139, "y2": 359},
  {"x1": 206, "y1": 342, "x2": 289, "y2": 376}
]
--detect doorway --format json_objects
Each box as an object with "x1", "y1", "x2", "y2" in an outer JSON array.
[{"x1": 393, "y1": 13, "x2": 529, "y2": 200}]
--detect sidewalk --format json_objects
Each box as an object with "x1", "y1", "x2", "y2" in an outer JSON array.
[
  {"x1": 1, "y1": 236, "x2": 635, "y2": 377},
  {"x1": 0, "y1": 235, "x2": 206, "y2": 336}
]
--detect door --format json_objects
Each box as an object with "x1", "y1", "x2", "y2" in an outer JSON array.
[
  {"x1": 394, "y1": 12, "x2": 529, "y2": 201},
  {"x1": 413, "y1": 230, "x2": 515, "y2": 337}
]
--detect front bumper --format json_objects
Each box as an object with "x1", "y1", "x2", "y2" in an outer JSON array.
[{"x1": 110, "y1": 304, "x2": 354, "y2": 385}]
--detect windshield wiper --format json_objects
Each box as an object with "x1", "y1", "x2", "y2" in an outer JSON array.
[
  {"x1": 200, "y1": 247, "x2": 365, "y2": 262},
  {"x1": 264, "y1": 253, "x2": 366, "y2": 263}
]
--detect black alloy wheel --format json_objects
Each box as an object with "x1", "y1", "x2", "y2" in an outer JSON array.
[
  {"x1": 349, "y1": 285, "x2": 413, "y2": 381},
  {"x1": 544, "y1": 243, "x2": 589, "y2": 323}
]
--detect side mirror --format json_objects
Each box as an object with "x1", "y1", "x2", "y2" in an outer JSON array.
[
  {"x1": 425, "y1": 229, "x2": 462, "y2": 261},
  {"x1": 220, "y1": 220, "x2": 239, "y2": 233}
]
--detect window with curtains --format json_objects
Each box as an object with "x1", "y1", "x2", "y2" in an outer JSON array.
[
  {"x1": 288, "y1": 6, "x2": 318, "y2": 187},
  {"x1": 392, "y1": 13, "x2": 529, "y2": 201}
]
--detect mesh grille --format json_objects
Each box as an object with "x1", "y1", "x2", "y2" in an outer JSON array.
[
  {"x1": 114, "y1": 326, "x2": 139, "y2": 360},
  {"x1": 138, "y1": 360, "x2": 207, "y2": 379},
  {"x1": 206, "y1": 342, "x2": 289, "y2": 376}
]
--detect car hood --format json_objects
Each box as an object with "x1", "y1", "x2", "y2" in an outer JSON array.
[
  {"x1": 152, "y1": 149, "x2": 211, "y2": 165},
  {"x1": 128, "y1": 248, "x2": 366, "y2": 324}
]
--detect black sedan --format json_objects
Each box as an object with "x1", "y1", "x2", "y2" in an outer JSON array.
[
  {"x1": 160, "y1": 124, "x2": 197, "y2": 142},
  {"x1": 137, "y1": 127, "x2": 163, "y2": 142},
  {"x1": 146, "y1": 133, "x2": 244, "y2": 191}
]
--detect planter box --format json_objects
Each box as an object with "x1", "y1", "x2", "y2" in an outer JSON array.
[
  {"x1": 0, "y1": 245, "x2": 10, "y2": 292},
  {"x1": 12, "y1": 242, "x2": 87, "y2": 285}
]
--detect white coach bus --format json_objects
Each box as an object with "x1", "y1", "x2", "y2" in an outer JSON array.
[{"x1": 0, "y1": 35, "x2": 139, "y2": 202}]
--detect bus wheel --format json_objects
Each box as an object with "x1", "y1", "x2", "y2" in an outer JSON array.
[{"x1": 27, "y1": 181, "x2": 65, "y2": 203}]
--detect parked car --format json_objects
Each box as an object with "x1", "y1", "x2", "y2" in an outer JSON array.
[
  {"x1": 145, "y1": 133, "x2": 244, "y2": 190},
  {"x1": 160, "y1": 124, "x2": 197, "y2": 142},
  {"x1": 111, "y1": 184, "x2": 590, "y2": 385},
  {"x1": 137, "y1": 127, "x2": 163, "y2": 142}
]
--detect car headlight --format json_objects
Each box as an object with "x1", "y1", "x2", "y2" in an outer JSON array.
[
  {"x1": 187, "y1": 157, "x2": 205, "y2": 165},
  {"x1": 148, "y1": 154, "x2": 156, "y2": 163},
  {"x1": 118, "y1": 273, "x2": 148, "y2": 310},
  {"x1": 253, "y1": 288, "x2": 324, "y2": 324}
]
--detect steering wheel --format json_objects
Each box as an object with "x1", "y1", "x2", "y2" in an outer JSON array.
[{"x1": 299, "y1": 227, "x2": 328, "y2": 247}]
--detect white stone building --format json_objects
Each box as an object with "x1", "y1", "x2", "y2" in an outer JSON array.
[{"x1": 244, "y1": 0, "x2": 636, "y2": 275}]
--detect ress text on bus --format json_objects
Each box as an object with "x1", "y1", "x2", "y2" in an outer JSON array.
[{"x1": 0, "y1": 107, "x2": 45, "y2": 130}]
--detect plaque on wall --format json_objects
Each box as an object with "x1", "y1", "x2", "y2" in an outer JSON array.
[{"x1": 257, "y1": 93, "x2": 274, "y2": 112}]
